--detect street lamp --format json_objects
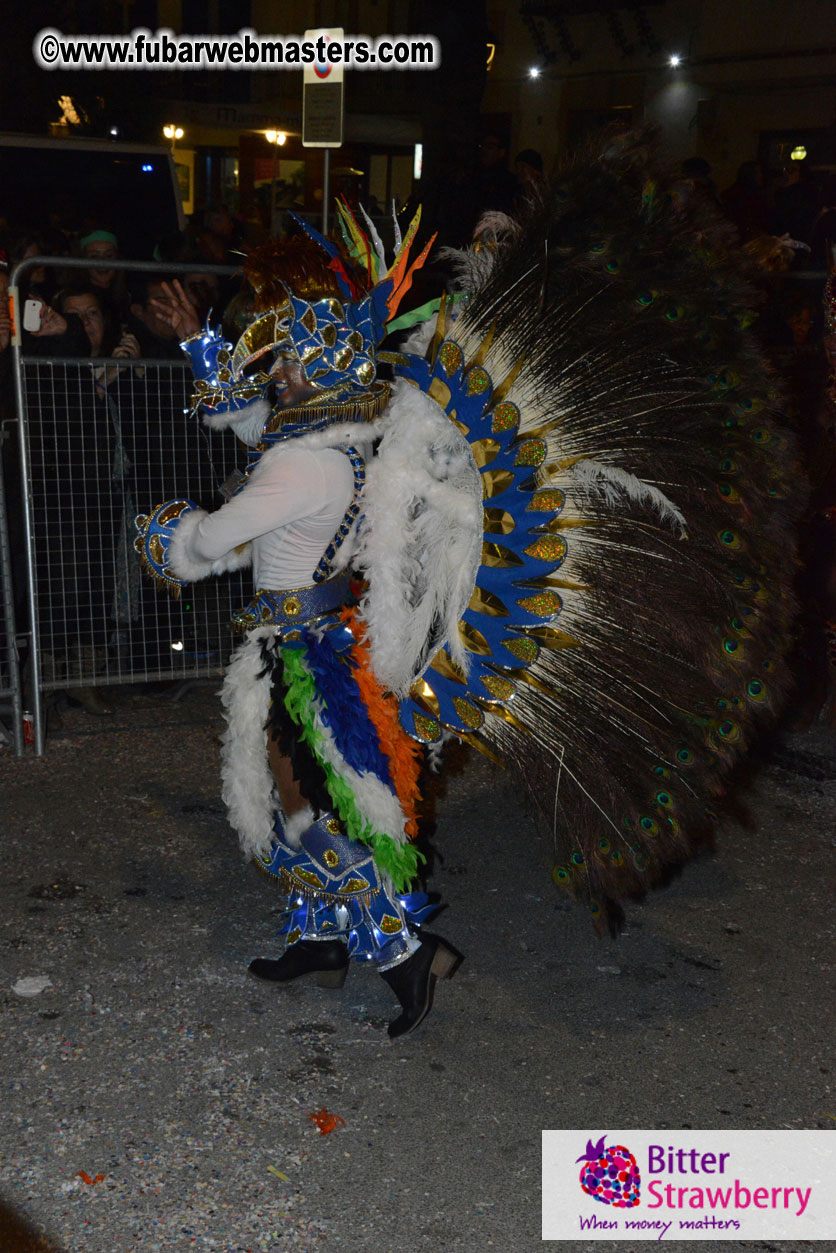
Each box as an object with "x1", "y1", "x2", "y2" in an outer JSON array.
[
  {"x1": 163, "y1": 123, "x2": 184, "y2": 151},
  {"x1": 265, "y1": 130, "x2": 287, "y2": 146}
]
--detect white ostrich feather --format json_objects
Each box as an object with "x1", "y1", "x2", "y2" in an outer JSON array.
[{"x1": 571, "y1": 459, "x2": 688, "y2": 537}]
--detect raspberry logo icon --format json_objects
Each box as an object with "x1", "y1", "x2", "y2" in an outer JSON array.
[{"x1": 577, "y1": 1134, "x2": 641, "y2": 1207}]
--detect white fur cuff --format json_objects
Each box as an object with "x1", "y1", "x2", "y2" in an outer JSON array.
[{"x1": 167, "y1": 508, "x2": 252, "y2": 582}]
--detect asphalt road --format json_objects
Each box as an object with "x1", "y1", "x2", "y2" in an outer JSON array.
[{"x1": 0, "y1": 682, "x2": 833, "y2": 1252}]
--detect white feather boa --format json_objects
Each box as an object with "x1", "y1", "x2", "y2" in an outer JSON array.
[{"x1": 352, "y1": 380, "x2": 483, "y2": 695}]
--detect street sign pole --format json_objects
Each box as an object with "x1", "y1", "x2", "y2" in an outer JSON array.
[{"x1": 302, "y1": 27, "x2": 345, "y2": 235}]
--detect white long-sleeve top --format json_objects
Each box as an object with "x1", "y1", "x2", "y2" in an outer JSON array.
[{"x1": 167, "y1": 442, "x2": 355, "y2": 589}]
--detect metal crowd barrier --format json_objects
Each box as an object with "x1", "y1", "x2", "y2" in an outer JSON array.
[{"x1": 8, "y1": 257, "x2": 242, "y2": 755}]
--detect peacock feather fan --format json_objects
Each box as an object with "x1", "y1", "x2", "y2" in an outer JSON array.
[{"x1": 385, "y1": 131, "x2": 803, "y2": 932}]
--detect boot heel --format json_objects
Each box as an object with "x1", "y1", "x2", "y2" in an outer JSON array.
[
  {"x1": 430, "y1": 943, "x2": 460, "y2": 980},
  {"x1": 316, "y1": 966, "x2": 348, "y2": 989}
]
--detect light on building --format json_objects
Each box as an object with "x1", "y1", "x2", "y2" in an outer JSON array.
[
  {"x1": 171, "y1": 640, "x2": 184, "y2": 652},
  {"x1": 668, "y1": 53, "x2": 681, "y2": 67},
  {"x1": 163, "y1": 124, "x2": 184, "y2": 141},
  {"x1": 528, "y1": 66, "x2": 541, "y2": 79},
  {"x1": 265, "y1": 130, "x2": 287, "y2": 145},
  {"x1": 791, "y1": 145, "x2": 807, "y2": 161},
  {"x1": 414, "y1": 142, "x2": 423, "y2": 181}
]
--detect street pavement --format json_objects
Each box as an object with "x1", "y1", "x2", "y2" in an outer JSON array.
[{"x1": 0, "y1": 681, "x2": 833, "y2": 1252}]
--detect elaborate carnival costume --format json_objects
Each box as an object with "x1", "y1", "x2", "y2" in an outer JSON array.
[{"x1": 137, "y1": 135, "x2": 799, "y2": 1033}]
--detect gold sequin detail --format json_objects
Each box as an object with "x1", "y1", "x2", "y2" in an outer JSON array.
[
  {"x1": 481, "y1": 469, "x2": 515, "y2": 499},
  {"x1": 481, "y1": 674, "x2": 515, "y2": 700},
  {"x1": 514, "y1": 439, "x2": 547, "y2": 467},
  {"x1": 379, "y1": 915, "x2": 404, "y2": 934},
  {"x1": 465, "y1": 366, "x2": 491, "y2": 395},
  {"x1": 524, "y1": 535, "x2": 568, "y2": 563},
  {"x1": 517, "y1": 590, "x2": 563, "y2": 616},
  {"x1": 458, "y1": 621, "x2": 492, "y2": 655},
  {"x1": 323, "y1": 849, "x2": 339, "y2": 869},
  {"x1": 282, "y1": 595, "x2": 302, "y2": 617},
  {"x1": 468, "y1": 585, "x2": 510, "y2": 617},
  {"x1": 528, "y1": 488, "x2": 565, "y2": 513},
  {"x1": 158, "y1": 501, "x2": 191, "y2": 525},
  {"x1": 491, "y1": 402, "x2": 519, "y2": 434},
  {"x1": 340, "y1": 876, "x2": 371, "y2": 894},
  {"x1": 452, "y1": 697, "x2": 483, "y2": 728},
  {"x1": 482, "y1": 540, "x2": 524, "y2": 568},
  {"x1": 324, "y1": 817, "x2": 341, "y2": 835},
  {"x1": 468, "y1": 438, "x2": 500, "y2": 468},
  {"x1": 412, "y1": 712, "x2": 441, "y2": 741},
  {"x1": 505, "y1": 636, "x2": 539, "y2": 662},
  {"x1": 483, "y1": 507, "x2": 516, "y2": 535},
  {"x1": 293, "y1": 868, "x2": 325, "y2": 890},
  {"x1": 286, "y1": 926, "x2": 302, "y2": 946},
  {"x1": 439, "y1": 342, "x2": 463, "y2": 375},
  {"x1": 321, "y1": 323, "x2": 337, "y2": 348}
]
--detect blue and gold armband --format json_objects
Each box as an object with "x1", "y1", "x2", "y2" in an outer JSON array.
[{"x1": 134, "y1": 499, "x2": 199, "y2": 596}]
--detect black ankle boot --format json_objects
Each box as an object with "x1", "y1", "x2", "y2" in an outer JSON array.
[
  {"x1": 380, "y1": 934, "x2": 461, "y2": 1038},
  {"x1": 248, "y1": 940, "x2": 349, "y2": 988}
]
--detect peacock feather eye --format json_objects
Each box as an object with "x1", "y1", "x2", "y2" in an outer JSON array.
[
  {"x1": 636, "y1": 289, "x2": 657, "y2": 307},
  {"x1": 747, "y1": 679, "x2": 767, "y2": 701},
  {"x1": 589, "y1": 238, "x2": 607, "y2": 253},
  {"x1": 553, "y1": 865, "x2": 571, "y2": 885},
  {"x1": 623, "y1": 816, "x2": 634, "y2": 828},
  {"x1": 571, "y1": 851, "x2": 585, "y2": 866},
  {"x1": 640, "y1": 816, "x2": 659, "y2": 835},
  {"x1": 656, "y1": 791, "x2": 671, "y2": 806},
  {"x1": 598, "y1": 838, "x2": 611, "y2": 854},
  {"x1": 720, "y1": 458, "x2": 736, "y2": 473},
  {"x1": 751, "y1": 427, "x2": 770, "y2": 443},
  {"x1": 610, "y1": 850, "x2": 624, "y2": 865},
  {"x1": 677, "y1": 747, "x2": 694, "y2": 764},
  {"x1": 654, "y1": 765, "x2": 668, "y2": 777},
  {"x1": 665, "y1": 305, "x2": 685, "y2": 321},
  {"x1": 605, "y1": 259, "x2": 622, "y2": 273},
  {"x1": 719, "y1": 529, "x2": 740, "y2": 548},
  {"x1": 723, "y1": 637, "x2": 739, "y2": 653}
]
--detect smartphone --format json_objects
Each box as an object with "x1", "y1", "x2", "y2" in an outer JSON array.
[{"x1": 23, "y1": 299, "x2": 42, "y2": 333}]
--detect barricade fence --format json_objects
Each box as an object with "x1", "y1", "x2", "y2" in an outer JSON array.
[
  {"x1": 0, "y1": 417, "x2": 23, "y2": 753},
  {"x1": 8, "y1": 257, "x2": 242, "y2": 755}
]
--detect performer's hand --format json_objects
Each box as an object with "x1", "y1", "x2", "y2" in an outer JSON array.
[{"x1": 149, "y1": 280, "x2": 201, "y2": 339}]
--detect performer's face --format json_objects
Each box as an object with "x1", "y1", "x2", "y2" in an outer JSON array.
[{"x1": 271, "y1": 356, "x2": 318, "y2": 408}]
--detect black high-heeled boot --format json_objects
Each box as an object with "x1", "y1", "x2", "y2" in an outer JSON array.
[
  {"x1": 248, "y1": 940, "x2": 349, "y2": 988},
  {"x1": 380, "y1": 934, "x2": 461, "y2": 1038}
]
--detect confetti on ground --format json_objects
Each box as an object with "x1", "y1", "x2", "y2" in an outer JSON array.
[
  {"x1": 307, "y1": 1109, "x2": 345, "y2": 1136},
  {"x1": 267, "y1": 1167, "x2": 290, "y2": 1181},
  {"x1": 11, "y1": 976, "x2": 53, "y2": 997}
]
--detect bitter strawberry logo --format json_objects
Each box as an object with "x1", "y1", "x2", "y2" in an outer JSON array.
[{"x1": 577, "y1": 1134, "x2": 641, "y2": 1208}]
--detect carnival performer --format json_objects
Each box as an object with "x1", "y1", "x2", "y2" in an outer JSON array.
[
  {"x1": 137, "y1": 225, "x2": 465, "y2": 1038},
  {"x1": 138, "y1": 134, "x2": 800, "y2": 1036}
]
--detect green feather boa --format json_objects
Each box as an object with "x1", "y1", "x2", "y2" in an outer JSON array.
[{"x1": 280, "y1": 647, "x2": 422, "y2": 892}]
